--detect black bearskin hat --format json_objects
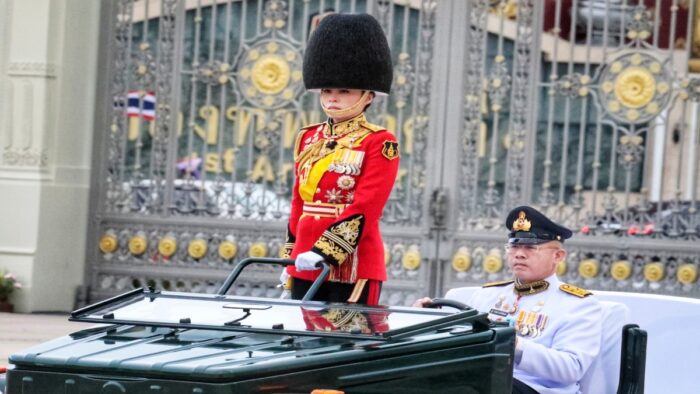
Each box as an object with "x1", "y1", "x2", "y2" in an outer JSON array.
[{"x1": 303, "y1": 13, "x2": 393, "y2": 94}]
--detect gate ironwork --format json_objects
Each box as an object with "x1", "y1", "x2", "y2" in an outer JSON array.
[{"x1": 85, "y1": 0, "x2": 700, "y2": 307}]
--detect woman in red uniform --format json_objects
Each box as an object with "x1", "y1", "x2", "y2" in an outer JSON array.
[{"x1": 281, "y1": 13, "x2": 399, "y2": 305}]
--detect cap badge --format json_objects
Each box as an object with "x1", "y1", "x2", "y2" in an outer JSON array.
[{"x1": 512, "y1": 211, "x2": 532, "y2": 232}]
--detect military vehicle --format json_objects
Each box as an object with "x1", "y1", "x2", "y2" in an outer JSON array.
[{"x1": 2, "y1": 258, "x2": 516, "y2": 393}]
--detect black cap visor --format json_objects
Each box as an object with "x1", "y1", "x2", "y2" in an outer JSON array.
[{"x1": 508, "y1": 232, "x2": 553, "y2": 245}]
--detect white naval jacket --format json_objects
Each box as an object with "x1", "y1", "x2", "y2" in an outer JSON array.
[{"x1": 467, "y1": 274, "x2": 603, "y2": 394}]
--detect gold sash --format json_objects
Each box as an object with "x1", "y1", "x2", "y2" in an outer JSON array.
[{"x1": 299, "y1": 154, "x2": 334, "y2": 201}]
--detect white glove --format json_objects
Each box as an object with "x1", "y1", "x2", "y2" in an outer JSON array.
[
  {"x1": 279, "y1": 268, "x2": 291, "y2": 299},
  {"x1": 279, "y1": 269, "x2": 290, "y2": 286},
  {"x1": 295, "y1": 251, "x2": 325, "y2": 271}
]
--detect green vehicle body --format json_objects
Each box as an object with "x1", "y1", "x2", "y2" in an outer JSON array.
[{"x1": 4, "y1": 259, "x2": 515, "y2": 393}]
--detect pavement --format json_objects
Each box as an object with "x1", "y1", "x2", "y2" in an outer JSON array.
[{"x1": 0, "y1": 312, "x2": 93, "y2": 366}]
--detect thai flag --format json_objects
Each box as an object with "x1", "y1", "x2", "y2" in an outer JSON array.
[{"x1": 126, "y1": 91, "x2": 156, "y2": 120}]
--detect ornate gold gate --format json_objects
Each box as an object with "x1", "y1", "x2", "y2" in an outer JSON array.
[{"x1": 85, "y1": 0, "x2": 700, "y2": 306}]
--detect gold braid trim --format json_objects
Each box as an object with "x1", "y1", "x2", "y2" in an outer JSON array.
[
  {"x1": 281, "y1": 243, "x2": 294, "y2": 259},
  {"x1": 314, "y1": 237, "x2": 349, "y2": 264},
  {"x1": 559, "y1": 283, "x2": 593, "y2": 298},
  {"x1": 312, "y1": 215, "x2": 364, "y2": 266},
  {"x1": 281, "y1": 225, "x2": 296, "y2": 259},
  {"x1": 329, "y1": 216, "x2": 362, "y2": 246}
]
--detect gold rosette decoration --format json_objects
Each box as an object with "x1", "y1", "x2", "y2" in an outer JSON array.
[
  {"x1": 643, "y1": 262, "x2": 664, "y2": 282},
  {"x1": 610, "y1": 260, "x2": 632, "y2": 281},
  {"x1": 158, "y1": 237, "x2": 177, "y2": 257},
  {"x1": 384, "y1": 243, "x2": 391, "y2": 266},
  {"x1": 235, "y1": 40, "x2": 303, "y2": 109},
  {"x1": 402, "y1": 250, "x2": 421, "y2": 271},
  {"x1": 128, "y1": 234, "x2": 148, "y2": 256},
  {"x1": 99, "y1": 233, "x2": 118, "y2": 254},
  {"x1": 188, "y1": 239, "x2": 208, "y2": 259},
  {"x1": 451, "y1": 248, "x2": 472, "y2": 273},
  {"x1": 597, "y1": 52, "x2": 672, "y2": 124},
  {"x1": 578, "y1": 259, "x2": 599, "y2": 279},
  {"x1": 483, "y1": 249, "x2": 503, "y2": 274},
  {"x1": 614, "y1": 67, "x2": 656, "y2": 109},
  {"x1": 249, "y1": 242, "x2": 268, "y2": 257},
  {"x1": 677, "y1": 264, "x2": 698, "y2": 285},
  {"x1": 219, "y1": 240, "x2": 238, "y2": 260},
  {"x1": 556, "y1": 260, "x2": 567, "y2": 276}
]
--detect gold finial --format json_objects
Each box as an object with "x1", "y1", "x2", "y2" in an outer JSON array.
[{"x1": 512, "y1": 211, "x2": 532, "y2": 232}]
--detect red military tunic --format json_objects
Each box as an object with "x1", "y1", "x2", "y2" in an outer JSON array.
[{"x1": 283, "y1": 113, "x2": 400, "y2": 284}]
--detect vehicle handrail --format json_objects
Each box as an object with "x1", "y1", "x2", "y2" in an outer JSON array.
[{"x1": 217, "y1": 257, "x2": 330, "y2": 302}]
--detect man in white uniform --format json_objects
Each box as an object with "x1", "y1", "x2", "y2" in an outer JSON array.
[{"x1": 415, "y1": 206, "x2": 602, "y2": 394}]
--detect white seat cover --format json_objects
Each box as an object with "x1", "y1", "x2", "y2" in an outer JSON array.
[{"x1": 579, "y1": 301, "x2": 630, "y2": 394}]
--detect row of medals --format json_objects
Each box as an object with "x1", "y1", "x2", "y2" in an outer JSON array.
[
  {"x1": 328, "y1": 148, "x2": 364, "y2": 175},
  {"x1": 491, "y1": 294, "x2": 549, "y2": 338}
]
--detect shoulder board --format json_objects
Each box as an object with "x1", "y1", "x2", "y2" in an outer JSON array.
[
  {"x1": 300, "y1": 122, "x2": 324, "y2": 131},
  {"x1": 360, "y1": 122, "x2": 385, "y2": 133},
  {"x1": 482, "y1": 280, "x2": 514, "y2": 288},
  {"x1": 559, "y1": 284, "x2": 593, "y2": 298},
  {"x1": 294, "y1": 123, "x2": 324, "y2": 160}
]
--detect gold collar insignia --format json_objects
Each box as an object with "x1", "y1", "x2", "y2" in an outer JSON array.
[
  {"x1": 513, "y1": 279, "x2": 549, "y2": 296},
  {"x1": 326, "y1": 113, "x2": 367, "y2": 138}
]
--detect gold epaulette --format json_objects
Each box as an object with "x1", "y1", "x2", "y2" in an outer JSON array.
[
  {"x1": 360, "y1": 121, "x2": 385, "y2": 133},
  {"x1": 300, "y1": 122, "x2": 324, "y2": 131},
  {"x1": 482, "y1": 280, "x2": 514, "y2": 288},
  {"x1": 294, "y1": 123, "x2": 324, "y2": 161},
  {"x1": 559, "y1": 284, "x2": 593, "y2": 298}
]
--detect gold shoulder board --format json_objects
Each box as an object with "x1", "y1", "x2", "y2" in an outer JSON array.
[
  {"x1": 300, "y1": 122, "x2": 324, "y2": 131},
  {"x1": 294, "y1": 123, "x2": 324, "y2": 160},
  {"x1": 360, "y1": 122, "x2": 385, "y2": 133},
  {"x1": 559, "y1": 284, "x2": 593, "y2": 298},
  {"x1": 482, "y1": 280, "x2": 514, "y2": 288}
]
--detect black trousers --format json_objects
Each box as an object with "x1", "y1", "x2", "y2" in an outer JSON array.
[{"x1": 512, "y1": 379, "x2": 539, "y2": 394}]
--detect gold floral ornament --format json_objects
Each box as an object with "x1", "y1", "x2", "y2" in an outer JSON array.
[
  {"x1": 252, "y1": 55, "x2": 290, "y2": 95},
  {"x1": 158, "y1": 237, "x2": 177, "y2": 258},
  {"x1": 578, "y1": 259, "x2": 599, "y2": 279},
  {"x1": 99, "y1": 233, "x2": 119, "y2": 254},
  {"x1": 676, "y1": 264, "x2": 698, "y2": 285},
  {"x1": 219, "y1": 240, "x2": 237, "y2": 260},
  {"x1": 644, "y1": 262, "x2": 664, "y2": 282},
  {"x1": 128, "y1": 234, "x2": 148, "y2": 256},
  {"x1": 393, "y1": 52, "x2": 414, "y2": 110},
  {"x1": 402, "y1": 249, "x2": 421, "y2": 271},
  {"x1": 483, "y1": 249, "x2": 503, "y2": 274},
  {"x1": 384, "y1": 243, "x2": 391, "y2": 266},
  {"x1": 194, "y1": 61, "x2": 232, "y2": 86},
  {"x1": 249, "y1": 242, "x2": 268, "y2": 258},
  {"x1": 235, "y1": 39, "x2": 303, "y2": 109},
  {"x1": 556, "y1": 260, "x2": 567, "y2": 276},
  {"x1": 610, "y1": 260, "x2": 632, "y2": 281},
  {"x1": 555, "y1": 73, "x2": 591, "y2": 98},
  {"x1": 188, "y1": 239, "x2": 208, "y2": 259},
  {"x1": 262, "y1": 0, "x2": 288, "y2": 30},
  {"x1": 625, "y1": 5, "x2": 653, "y2": 41},
  {"x1": 618, "y1": 134, "x2": 645, "y2": 166},
  {"x1": 614, "y1": 67, "x2": 656, "y2": 108},
  {"x1": 597, "y1": 51, "x2": 672, "y2": 124},
  {"x1": 452, "y1": 248, "x2": 472, "y2": 273}
]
